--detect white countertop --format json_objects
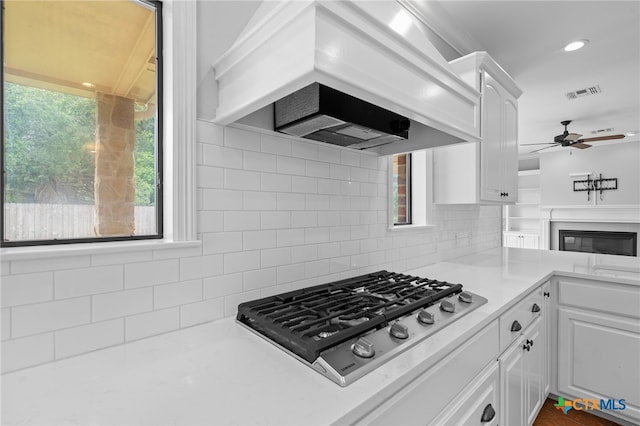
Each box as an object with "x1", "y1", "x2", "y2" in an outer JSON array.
[{"x1": 2, "y1": 248, "x2": 639, "y2": 425}]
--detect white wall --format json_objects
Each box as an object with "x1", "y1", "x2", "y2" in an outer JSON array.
[
  {"x1": 0, "y1": 2, "x2": 502, "y2": 373},
  {"x1": 540, "y1": 142, "x2": 640, "y2": 206}
]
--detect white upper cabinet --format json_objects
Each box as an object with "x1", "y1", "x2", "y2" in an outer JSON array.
[{"x1": 434, "y1": 52, "x2": 522, "y2": 204}]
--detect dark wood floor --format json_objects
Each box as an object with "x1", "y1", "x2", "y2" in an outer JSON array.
[{"x1": 533, "y1": 398, "x2": 622, "y2": 426}]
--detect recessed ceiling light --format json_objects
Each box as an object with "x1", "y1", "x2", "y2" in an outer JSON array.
[
  {"x1": 81, "y1": 82, "x2": 95, "y2": 88},
  {"x1": 564, "y1": 39, "x2": 589, "y2": 52},
  {"x1": 626, "y1": 131, "x2": 639, "y2": 137}
]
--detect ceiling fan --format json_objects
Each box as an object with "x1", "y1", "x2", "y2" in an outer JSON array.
[{"x1": 521, "y1": 120, "x2": 625, "y2": 153}]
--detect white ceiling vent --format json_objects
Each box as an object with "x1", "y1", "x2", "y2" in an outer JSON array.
[
  {"x1": 591, "y1": 127, "x2": 614, "y2": 135},
  {"x1": 565, "y1": 85, "x2": 601, "y2": 100}
]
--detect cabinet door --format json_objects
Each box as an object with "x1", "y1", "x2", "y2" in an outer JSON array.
[
  {"x1": 521, "y1": 234, "x2": 539, "y2": 249},
  {"x1": 502, "y1": 96, "x2": 518, "y2": 203},
  {"x1": 541, "y1": 281, "x2": 551, "y2": 397},
  {"x1": 558, "y1": 307, "x2": 640, "y2": 422},
  {"x1": 480, "y1": 73, "x2": 503, "y2": 202},
  {"x1": 499, "y1": 334, "x2": 525, "y2": 426},
  {"x1": 504, "y1": 232, "x2": 521, "y2": 248},
  {"x1": 525, "y1": 317, "x2": 544, "y2": 426}
]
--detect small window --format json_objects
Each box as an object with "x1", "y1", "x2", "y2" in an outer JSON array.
[
  {"x1": 389, "y1": 149, "x2": 432, "y2": 229},
  {"x1": 392, "y1": 153, "x2": 412, "y2": 225},
  {"x1": 1, "y1": 0, "x2": 162, "y2": 246}
]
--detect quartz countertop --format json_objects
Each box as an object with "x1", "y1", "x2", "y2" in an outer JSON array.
[{"x1": 2, "y1": 248, "x2": 639, "y2": 425}]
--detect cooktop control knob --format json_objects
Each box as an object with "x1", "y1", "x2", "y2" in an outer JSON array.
[
  {"x1": 459, "y1": 292, "x2": 473, "y2": 303},
  {"x1": 440, "y1": 300, "x2": 456, "y2": 313},
  {"x1": 417, "y1": 310, "x2": 435, "y2": 325},
  {"x1": 352, "y1": 337, "x2": 375, "y2": 358},
  {"x1": 389, "y1": 322, "x2": 409, "y2": 339}
]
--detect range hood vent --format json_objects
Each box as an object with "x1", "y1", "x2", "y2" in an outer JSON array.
[
  {"x1": 213, "y1": 1, "x2": 481, "y2": 154},
  {"x1": 275, "y1": 83, "x2": 410, "y2": 149}
]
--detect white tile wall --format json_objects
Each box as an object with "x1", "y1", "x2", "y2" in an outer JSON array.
[{"x1": 0, "y1": 120, "x2": 502, "y2": 372}]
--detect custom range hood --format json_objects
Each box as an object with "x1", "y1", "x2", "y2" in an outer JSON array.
[{"x1": 213, "y1": 0, "x2": 481, "y2": 155}]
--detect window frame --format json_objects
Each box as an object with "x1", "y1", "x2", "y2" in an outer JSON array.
[
  {"x1": 0, "y1": 0, "x2": 165, "y2": 248},
  {"x1": 388, "y1": 149, "x2": 434, "y2": 231},
  {"x1": 0, "y1": 0, "x2": 198, "y2": 258},
  {"x1": 392, "y1": 153, "x2": 412, "y2": 226}
]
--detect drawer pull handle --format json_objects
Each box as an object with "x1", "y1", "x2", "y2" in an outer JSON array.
[
  {"x1": 511, "y1": 320, "x2": 522, "y2": 332},
  {"x1": 531, "y1": 303, "x2": 541, "y2": 313},
  {"x1": 481, "y1": 403, "x2": 496, "y2": 422}
]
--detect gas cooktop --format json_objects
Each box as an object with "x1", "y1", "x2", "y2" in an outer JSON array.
[{"x1": 237, "y1": 270, "x2": 487, "y2": 386}]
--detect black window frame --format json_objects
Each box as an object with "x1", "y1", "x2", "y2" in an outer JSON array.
[
  {"x1": 0, "y1": 0, "x2": 164, "y2": 247},
  {"x1": 393, "y1": 152, "x2": 412, "y2": 226}
]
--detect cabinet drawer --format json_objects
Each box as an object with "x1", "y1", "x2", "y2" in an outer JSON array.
[
  {"x1": 430, "y1": 361, "x2": 499, "y2": 426},
  {"x1": 499, "y1": 288, "x2": 543, "y2": 352},
  {"x1": 360, "y1": 320, "x2": 499, "y2": 425},
  {"x1": 558, "y1": 277, "x2": 640, "y2": 319}
]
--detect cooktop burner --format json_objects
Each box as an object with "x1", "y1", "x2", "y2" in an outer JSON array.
[{"x1": 237, "y1": 270, "x2": 487, "y2": 386}]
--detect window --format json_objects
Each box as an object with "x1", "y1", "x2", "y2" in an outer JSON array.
[
  {"x1": 1, "y1": 0, "x2": 163, "y2": 247},
  {"x1": 389, "y1": 149, "x2": 432, "y2": 229},
  {"x1": 392, "y1": 153, "x2": 412, "y2": 225}
]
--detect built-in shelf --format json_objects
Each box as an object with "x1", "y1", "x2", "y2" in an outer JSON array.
[{"x1": 504, "y1": 170, "x2": 541, "y2": 249}]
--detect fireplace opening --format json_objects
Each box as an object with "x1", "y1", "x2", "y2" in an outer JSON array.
[{"x1": 559, "y1": 230, "x2": 637, "y2": 257}]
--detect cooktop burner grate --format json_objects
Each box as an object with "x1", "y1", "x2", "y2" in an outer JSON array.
[{"x1": 237, "y1": 270, "x2": 463, "y2": 362}]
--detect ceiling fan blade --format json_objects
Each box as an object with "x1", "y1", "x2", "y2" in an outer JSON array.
[
  {"x1": 531, "y1": 145, "x2": 557, "y2": 153},
  {"x1": 564, "y1": 133, "x2": 583, "y2": 142},
  {"x1": 577, "y1": 134, "x2": 625, "y2": 143},
  {"x1": 520, "y1": 143, "x2": 557, "y2": 146},
  {"x1": 571, "y1": 142, "x2": 592, "y2": 149}
]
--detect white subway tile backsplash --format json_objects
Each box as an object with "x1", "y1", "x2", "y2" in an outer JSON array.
[
  {"x1": 244, "y1": 268, "x2": 276, "y2": 291},
  {"x1": 55, "y1": 319, "x2": 124, "y2": 359},
  {"x1": 244, "y1": 151, "x2": 277, "y2": 172},
  {"x1": 197, "y1": 165, "x2": 224, "y2": 188},
  {"x1": 291, "y1": 140, "x2": 318, "y2": 160},
  {"x1": 290, "y1": 245, "x2": 318, "y2": 264},
  {"x1": 317, "y1": 242, "x2": 341, "y2": 260},
  {"x1": 292, "y1": 176, "x2": 317, "y2": 194},
  {"x1": 276, "y1": 229, "x2": 305, "y2": 247},
  {"x1": 277, "y1": 193, "x2": 305, "y2": 210},
  {"x1": 341, "y1": 150, "x2": 361, "y2": 167},
  {"x1": 203, "y1": 273, "x2": 243, "y2": 299},
  {"x1": 243, "y1": 230, "x2": 277, "y2": 251},
  {"x1": 12, "y1": 297, "x2": 90, "y2": 338},
  {"x1": 54, "y1": 266, "x2": 123, "y2": 299},
  {"x1": 305, "y1": 194, "x2": 331, "y2": 211},
  {"x1": 261, "y1": 133, "x2": 292, "y2": 156},
  {"x1": 224, "y1": 290, "x2": 261, "y2": 317},
  {"x1": 260, "y1": 247, "x2": 291, "y2": 268},
  {"x1": 224, "y1": 211, "x2": 261, "y2": 232},
  {"x1": 202, "y1": 188, "x2": 243, "y2": 211},
  {"x1": 276, "y1": 263, "x2": 305, "y2": 284},
  {"x1": 305, "y1": 227, "x2": 331, "y2": 244},
  {"x1": 244, "y1": 191, "x2": 277, "y2": 211},
  {"x1": 203, "y1": 232, "x2": 242, "y2": 255},
  {"x1": 91, "y1": 250, "x2": 153, "y2": 266},
  {"x1": 261, "y1": 211, "x2": 291, "y2": 230},
  {"x1": 201, "y1": 144, "x2": 243, "y2": 169},
  {"x1": 125, "y1": 259, "x2": 179, "y2": 289},
  {"x1": 225, "y1": 126, "x2": 261, "y2": 152},
  {"x1": 318, "y1": 145, "x2": 342, "y2": 163},
  {"x1": 224, "y1": 169, "x2": 261, "y2": 191},
  {"x1": 317, "y1": 178, "x2": 341, "y2": 195},
  {"x1": 155, "y1": 279, "x2": 203, "y2": 309},
  {"x1": 180, "y1": 298, "x2": 224, "y2": 328},
  {"x1": 11, "y1": 256, "x2": 90, "y2": 274},
  {"x1": 277, "y1": 156, "x2": 305, "y2": 175},
  {"x1": 306, "y1": 160, "x2": 331, "y2": 178},
  {"x1": 2, "y1": 333, "x2": 54, "y2": 373},
  {"x1": 126, "y1": 308, "x2": 180, "y2": 341},
  {"x1": 1, "y1": 272, "x2": 53, "y2": 307},
  {"x1": 196, "y1": 120, "x2": 223, "y2": 145},
  {"x1": 224, "y1": 251, "x2": 260, "y2": 274},
  {"x1": 260, "y1": 173, "x2": 292, "y2": 192},
  {"x1": 180, "y1": 255, "x2": 223, "y2": 281},
  {"x1": 291, "y1": 211, "x2": 317, "y2": 228},
  {"x1": 198, "y1": 211, "x2": 223, "y2": 233},
  {"x1": 92, "y1": 288, "x2": 152, "y2": 322},
  {"x1": 1, "y1": 261, "x2": 10, "y2": 275},
  {"x1": 2, "y1": 308, "x2": 10, "y2": 340}
]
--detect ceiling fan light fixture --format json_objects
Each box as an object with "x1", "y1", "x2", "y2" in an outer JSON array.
[{"x1": 564, "y1": 39, "x2": 589, "y2": 52}]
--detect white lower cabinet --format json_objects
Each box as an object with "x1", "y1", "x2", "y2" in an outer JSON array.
[
  {"x1": 499, "y1": 316, "x2": 545, "y2": 426},
  {"x1": 503, "y1": 232, "x2": 539, "y2": 249},
  {"x1": 430, "y1": 362, "x2": 499, "y2": 426},
  {"x1": 359, "y1": 321, "x2": 499, "y2": 425},
  {"x1": 555, "y1": 276, "x2": 640, "y2": 423}
]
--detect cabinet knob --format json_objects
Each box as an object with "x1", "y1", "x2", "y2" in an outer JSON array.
[
  {"x1": 523, "y1": 344, "x2": 531, "y2": 352},
  {"x1": 481, "y1": 403, "x2": 496, "y2": 423},
  {"x1": 511, "y1": 320, "x2": 522, "y2": 332},
  {"x1": 526, "y1": 339, "x2": 534, "y2": 347},
  {"x1": 544, "y1": 291, "x2": 550, "y2": 298},
  {"x1": 531, "y1": 303, "x2": 541, "y2": 313}
]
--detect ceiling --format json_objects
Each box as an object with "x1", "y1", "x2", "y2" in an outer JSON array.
[
  {"x1": 424, "y1": 1, "x2": 640, "y2": 156},
  {"x1": 4, "y1": 0, "x2": 156, "y2": 104}
]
